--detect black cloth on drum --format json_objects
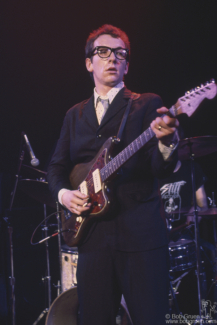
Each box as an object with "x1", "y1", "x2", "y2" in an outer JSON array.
[{"x1": 159, "y1": 160, "x2": 206, "y2": 226}]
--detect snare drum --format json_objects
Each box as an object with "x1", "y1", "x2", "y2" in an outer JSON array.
[
  {"x1": 169, "y1": 239, "x2": 196, "y2": 272},
  {"x1": 61, "y1": 245, "x2": 78, "y2": 292}
]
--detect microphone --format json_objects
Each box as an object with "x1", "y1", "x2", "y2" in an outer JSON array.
[{"x1": 22, "y1": 132, "x2": 40, "y2": 167}]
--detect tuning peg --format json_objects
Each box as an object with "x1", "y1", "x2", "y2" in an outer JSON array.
[
  {"x1": 200, "y1": 83, "x2": 204, "y2": 88},
  {"x1": 185, "y1": 90, "x2": 190, "y2": 96},
  {"x1": 210, "y1": 78, "x2": 215, "y2": 83},
  {"x1": 205, "y1": 81, "x2": 210, "y2": 86},
  {"x1": 194, "y1": 86, "x2": 200, "y2": 91}
]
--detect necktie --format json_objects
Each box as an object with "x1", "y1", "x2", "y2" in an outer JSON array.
[{"x1": 96, "y1": 98, "x2": 109, "y2": 124}]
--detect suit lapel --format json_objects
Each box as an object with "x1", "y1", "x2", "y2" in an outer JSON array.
[{"x1": 80, "y1": 95, "x2": 99, "y2": 130}]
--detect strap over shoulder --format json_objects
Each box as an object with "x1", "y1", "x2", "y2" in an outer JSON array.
[
  {"x1": 132, "y1": 92, "x2": 141, "y2": 100},
  {"x1": 117, "y1": 92, "x2": 139, "y2": 141}
]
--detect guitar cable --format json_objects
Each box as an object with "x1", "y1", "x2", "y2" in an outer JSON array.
[{"x1": 30, "y1": 211, "x2": 72, "y2": 245}]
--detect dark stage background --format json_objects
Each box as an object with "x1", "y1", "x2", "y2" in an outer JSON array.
[{"x1": 1, "y1": 0, "x2": 217, "y2": 324}]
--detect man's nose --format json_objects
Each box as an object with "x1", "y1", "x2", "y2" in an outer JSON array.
[{"x1": 108, "y1": 51, "x2": 117, "y2": 61}]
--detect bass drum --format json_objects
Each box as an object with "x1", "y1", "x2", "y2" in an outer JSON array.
[{"x1": 45, "y1": 287, "x2": 133, "y2": 325}]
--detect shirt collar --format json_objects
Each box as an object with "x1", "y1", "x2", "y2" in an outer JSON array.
[{"x1": 94, "y1": 81, "x2": 125, "y2": 108}]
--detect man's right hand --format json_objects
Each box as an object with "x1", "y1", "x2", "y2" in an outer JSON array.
[{"x1": 62, "y1": 190, "x2": 91, "y2": 215}]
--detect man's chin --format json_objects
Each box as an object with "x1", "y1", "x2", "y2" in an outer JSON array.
[{"x1": 105, "y1": 77, "x2": 122, "y2": 87}]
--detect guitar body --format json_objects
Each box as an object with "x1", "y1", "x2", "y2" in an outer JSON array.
[{"x1": 61, "y1": 137, "x2": 116, "y2": 247}]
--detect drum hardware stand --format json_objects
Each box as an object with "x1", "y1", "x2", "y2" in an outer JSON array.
[
  {"x1": 211, "y1": 192, "x2": 217, "y2": 320},
  {"x1": 5, "y1": 138, "x2": 26, "y2": 325},
  {"x1": 56, "y1": 202, "x2": 62, "y2": 294},
  {"x1": 53, "y1": 280, "x2": 61, "y2": 297},
  {"x1": 169, "y1": 273, "x2": 192, "y2": 325},
  {"x1": 32, "y1": 204, "x2": 52, "y2": 325},
  {"x1": 42, "y1": 203, "x2": 52, "y2": 308},
  {"x1": 188, "y1": 142, "x2": 203, "y2": 324}
]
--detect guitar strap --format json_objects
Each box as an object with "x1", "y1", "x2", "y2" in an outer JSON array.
[{"x1": 116, "y1": 92, "x2": 140, "y2": 141}]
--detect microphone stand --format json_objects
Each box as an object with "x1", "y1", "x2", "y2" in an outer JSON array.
[{"x1": 6, "y1": 139, "x2": 25, "y2": 325}]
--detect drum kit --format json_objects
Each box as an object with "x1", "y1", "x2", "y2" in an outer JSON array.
[{"x1": 6, "y1": 135, "x2": 217, "y2": 325}]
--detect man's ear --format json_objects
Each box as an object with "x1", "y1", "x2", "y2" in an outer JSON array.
[
  {"x1": 124, "y1": 62, "x2": 129, "y2": 75},
  {"x1": 86, "y1": 58, "x2": 93, "y2": 72}
]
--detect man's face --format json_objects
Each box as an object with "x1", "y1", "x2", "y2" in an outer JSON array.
[{"x1": 86, "y1": 34, "x2": 129, "y2": 90}]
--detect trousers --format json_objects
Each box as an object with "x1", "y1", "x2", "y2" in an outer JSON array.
[{"x1": 77, "y1": 242, "x2": 169, "y2": 325}]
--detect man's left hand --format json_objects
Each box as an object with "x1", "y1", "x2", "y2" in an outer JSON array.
[{"x1": 150, "y1": 107, "x2": 179, "y2": 145}]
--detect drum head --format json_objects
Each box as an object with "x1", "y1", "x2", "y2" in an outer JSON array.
[
  {"x1": 45, "y1": 288, "x2": 133, "y2": 325},
  {"x1": 45, "y1": 287, "x2": 78, "y2": 325}
]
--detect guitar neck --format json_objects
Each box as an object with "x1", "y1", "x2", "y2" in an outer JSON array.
[
  {"x1": 100, "y1": 79, "x2": 217, "y2": 182},
  {"x1": 100, "y1": 106, "x2": 177, "y2": 182},
  {"x1": 100, "y1": 126, "x2": 155, "y2": 181}
]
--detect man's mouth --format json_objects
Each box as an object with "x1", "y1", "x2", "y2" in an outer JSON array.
[{"x1": 107, "y1": 67, "x2": 117, "y2": 72}]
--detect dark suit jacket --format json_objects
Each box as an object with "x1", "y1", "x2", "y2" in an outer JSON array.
[{"x1": 47, "y1": 87, "x2": 178, "y2": 251}]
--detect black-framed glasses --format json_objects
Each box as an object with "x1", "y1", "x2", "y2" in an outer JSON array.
[{"x1": 90, "y1": 46, "x2": 129, "y2": 60}]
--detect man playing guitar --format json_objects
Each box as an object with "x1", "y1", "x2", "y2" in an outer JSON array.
[{"x1": 47, "y1": 24, "x2": 179, "y2": 325}]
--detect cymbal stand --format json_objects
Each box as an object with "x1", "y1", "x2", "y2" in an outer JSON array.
[
  {"x1": 188, "y1": 141, "x2": 203, "y2": 324},
  {"x1": 169, "y1": 273, "x2": 192, "y2": 325},
  {"x1": 56, "y1": 202, "x2": 62, "y2": 295},
  {"x1": 43, "y1": 204, "x2": 52, "y2": 307},
  {"x1": 32, "y1": 204, "x2": 52, "y2": 325},
  {"x1": 6, "y1": 141, "x2": 25, "y2": 325},
  {"x1": 211, "y1": 192, "x2": 217, "y2": 320}
]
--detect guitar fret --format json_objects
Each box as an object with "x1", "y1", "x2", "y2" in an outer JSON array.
[
  {"x1": 132, "y1": 142, "x2": 137, "y2": 152},
  {"x1": 123, "y1": 149, "x2": 128, "y2": 162},
  {"x1": 112, "y1": 159, "x2": 117, "y2": 172},
  {"x1": 136, "y1": 138, "x2": 142, "y2": 150},
  {"x1": 139, "y1": 135, "x2": 144, "y2": 146},
  {"x1": 120, "y1": 152, "x2": 125, "y2": 164},
  {"x1": 125, "y1": 146, "x2": 130, "y2": 159}
]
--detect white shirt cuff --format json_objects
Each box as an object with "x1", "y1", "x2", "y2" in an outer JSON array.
[{"x1": 58, "y1": 188, "x2": 71, "y2": 205}]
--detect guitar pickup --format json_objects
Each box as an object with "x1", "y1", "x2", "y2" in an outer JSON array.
[
  {"x1": 80, "y1": 181, "x2": 88, "y2": 195},
  {"x1": 92, "y1": 168, "x2": 102, "y2": 193}
]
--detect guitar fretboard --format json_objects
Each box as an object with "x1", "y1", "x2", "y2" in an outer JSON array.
[{"x1": 100, "y1": 126, "x2": 155, "y2": 182}]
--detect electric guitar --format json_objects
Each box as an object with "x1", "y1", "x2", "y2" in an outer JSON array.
[{"x1": 61, "y1": 80, "x2": 217, "y2": 247}]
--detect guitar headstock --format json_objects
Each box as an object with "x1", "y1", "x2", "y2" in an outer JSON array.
[{"x1": 174, "y1": 79, "x2": 217, "y2": 117}]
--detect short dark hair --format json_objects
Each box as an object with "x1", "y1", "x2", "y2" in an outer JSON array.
[{"x1": 85, "y1": 24, "x2": 130, "y2": 62}]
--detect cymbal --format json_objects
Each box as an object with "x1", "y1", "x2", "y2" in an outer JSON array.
[
  {"x1": 169, "y1": 238, "x2": 194, "y2": 247},
  {"x1": 187, "y1": 208, "x2": 217, "y2": 216},
  {"x1": 167, "y1": 207, "x2": 192, "y2": 214},
  {"x1": 22, "y1": 164, "x2": 47, "y2": 180},
  {"x1": 19, "y1": 179, "x2": 56, "y2": 208},
  {"x1": 178, "y1": 136, "x2": 217, "y2": 160}
]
